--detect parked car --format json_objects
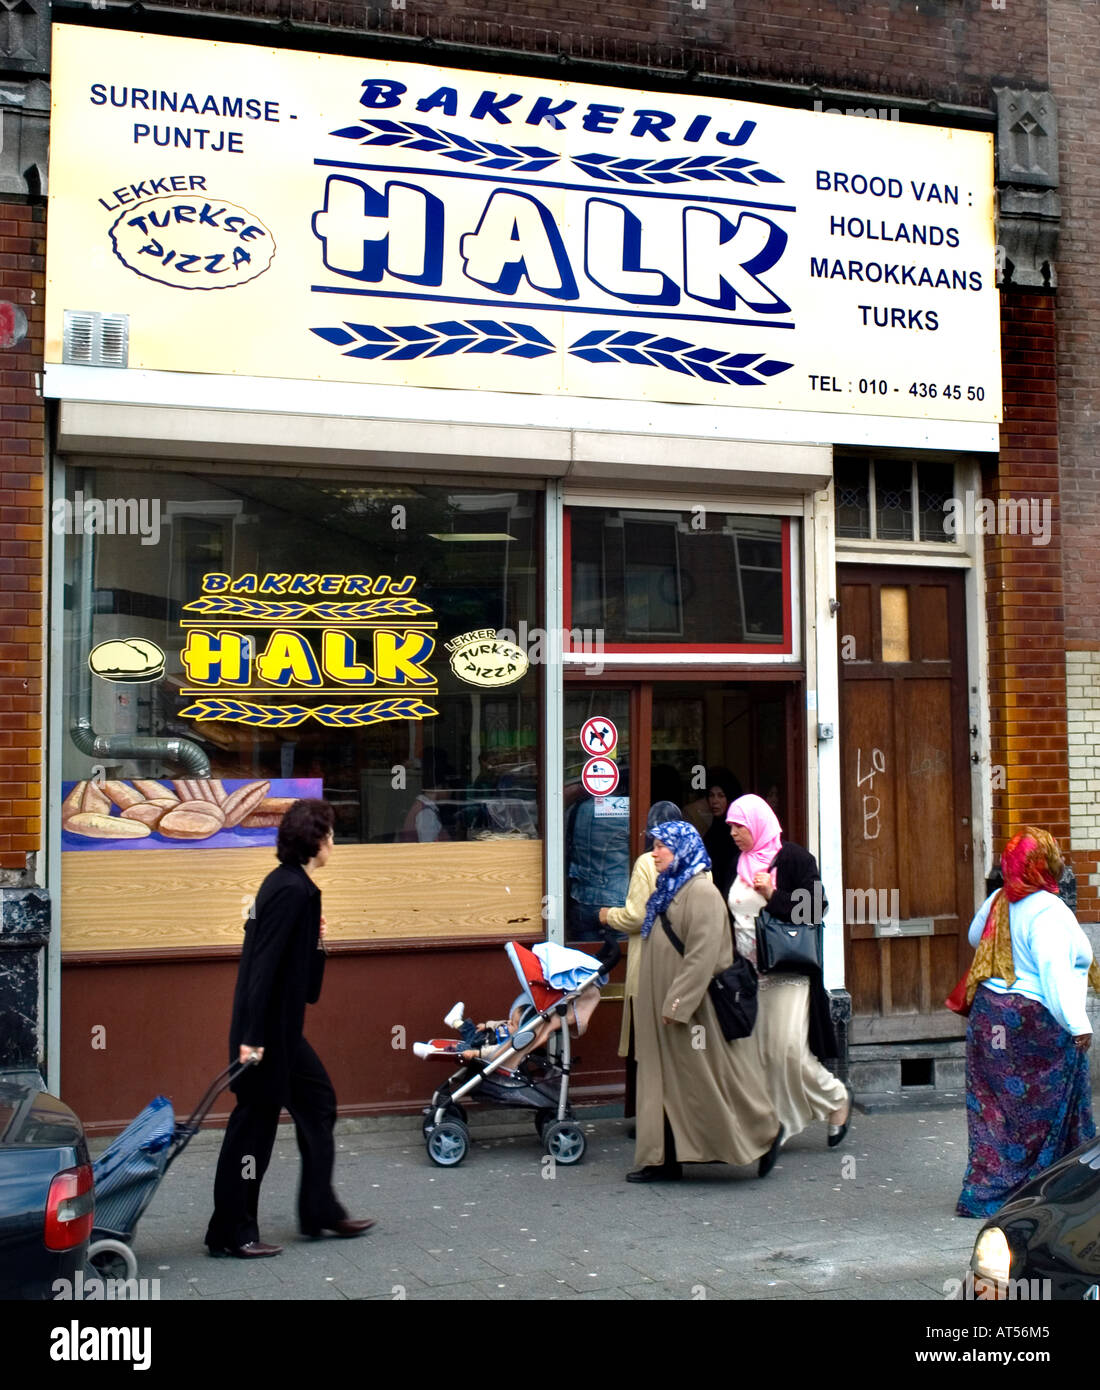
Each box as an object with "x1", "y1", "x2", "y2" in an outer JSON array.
[
  {"x1": 959, "y1": 1135, "x2": 1100, "y2": 1300},
  {"x1": 0, "y1": 1069, "x2": 94, "y2": 1300}
]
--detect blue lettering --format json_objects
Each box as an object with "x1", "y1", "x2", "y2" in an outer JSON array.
[
  {"x1": 311, "y1": 175, "x2": 444, "y2": 286},
  {"x1": 360, "y1": 80, "x2": 407, "y2": 110},
  {"x1": 630, "y1": 109, "x2": 675, "y2": 141},
  {"x1": 584, "y1": 199, "x2": 678, "y2": 306},
  {"x1": 526, "y1": 96, "x2": 577, "y2": 130},
  {"x1": 460, "y1": 189, "x2": 578, "y2": 300},
  {"x1": 582, "y1": 104, "x2": 623, "y2": 134},
  {"x1": 469, "y1": 90, "x2": 523, "y2": 124},
  {"x1": 682, "y1": 208, "x2": 790, "y2": 313},
  {"x1": 416, "y1": 87, "x2": 459, "y2": 116},
  {"x1": 716, "y1": 119, "x2": 757, "y2": 147}
]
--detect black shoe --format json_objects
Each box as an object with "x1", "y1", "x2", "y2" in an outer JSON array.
[
  {"x1": 626, "y1": 1163, "x2": 683, "y2": 1183},
  {"x1": 828, "y1": 1085, "x2": 854, "y2": 1149},
  {"x1": 207, "y1": 1240, "x2": 283, "y2": 1259},
  {"x1": 758, "y1": 1126, "x2": 785, "y2": 1178}
]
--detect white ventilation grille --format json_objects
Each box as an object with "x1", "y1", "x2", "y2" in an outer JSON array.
[{"x1": 62, "y1": 311, "x2": 129, "y2": 367}]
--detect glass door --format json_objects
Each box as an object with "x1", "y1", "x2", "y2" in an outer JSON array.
[
  {"x1": 564, "y1": 688, "x2": 632, "y2": 941},
  {"x1": 563, "y1": 678, "x2": 798, "y2": 941}
]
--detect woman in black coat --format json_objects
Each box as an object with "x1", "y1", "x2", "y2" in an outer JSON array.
[
  {"x1": 204, "y1": 799, "x2": 373, "y2": 1258},
  {"x1": 700, "y1": 767, "x2": 743, "y2": 902},
  {"x1": 724, "y1": 794, "x2": 853, "y2": 1148}
]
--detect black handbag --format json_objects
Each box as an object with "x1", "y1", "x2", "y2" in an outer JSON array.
[
  {"x1": 659, "y1": 912, "x2": 757, "y2": 1041},
  {"x1": 754, "y1": 905, "x2": 823, "y2": 975}
]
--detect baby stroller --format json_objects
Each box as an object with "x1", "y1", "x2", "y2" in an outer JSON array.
[
  {"x1": 87, "y1": 1058, "x2": 254, "y2": 1279},
  {"x1": 414, "y1": 937, "x2": 620, "y2": 1168}
]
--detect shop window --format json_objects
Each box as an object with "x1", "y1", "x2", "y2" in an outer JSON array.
[
  {"x1": 567, "y1": 507, "x2": 791, "y2": 652},
  {"x1": 834, "y1": 456, "x2": 957, "y2": 545},
  {"x1": 59, "y1": 469, "x2": 543, "y2": 951}
]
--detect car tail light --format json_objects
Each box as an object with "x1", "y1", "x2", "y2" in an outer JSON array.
[{"x1": 44, "y1": 1164, "x2": 95, "y2": 1251}]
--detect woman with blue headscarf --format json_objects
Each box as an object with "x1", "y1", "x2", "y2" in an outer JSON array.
[
  {"x1": 598, "y1": 800, "x2": 688, "y2": 1123},
  {"x1": 628, "y1": 820, "x2": 783, "y2": 1183}
]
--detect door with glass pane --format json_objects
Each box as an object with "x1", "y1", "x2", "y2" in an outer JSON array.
[
  {"x1": 563, "y1": 679, "x2": 799, "y2": 942},
  {"x1": 837, "y1": 566, "x2": 973, "y2": 1037}
]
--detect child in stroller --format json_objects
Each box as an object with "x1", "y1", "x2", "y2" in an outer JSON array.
[
  {"x1": 415, "y1": 937, "x2": 620, "y2": 1167},
  {"x1": 446, "y1": 982, "x2": 602, "y2": 1065}
]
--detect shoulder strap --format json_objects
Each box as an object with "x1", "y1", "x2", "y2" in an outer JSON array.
[{"x1": 659, "y1": 911, "x2": 685, "y2": 956}]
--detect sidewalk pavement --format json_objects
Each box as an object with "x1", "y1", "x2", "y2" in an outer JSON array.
[{"x1": 110, "y1": 1096, "x2": 990, "y2": 1301}]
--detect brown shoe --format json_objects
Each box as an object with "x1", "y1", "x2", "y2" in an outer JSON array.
[
  {"x1": 303, "y1": 1217, "x2": 376, "y2": 1239},
  {"x1": 207, "y1": 1240, "x2": 283, "y2": 1259}
]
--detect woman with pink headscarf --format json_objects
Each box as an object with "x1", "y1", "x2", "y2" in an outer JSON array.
[{"x1": 725, "y1": 794, "x2": 852, "y2": 1147}]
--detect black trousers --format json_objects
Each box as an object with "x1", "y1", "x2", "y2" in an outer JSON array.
[
  {"x1": 205, "y1": 1036, "x2": 347, "y2": 1248},
  {"x1": 624, "y1": 1017, "x2": 637, "y2": 1120}
]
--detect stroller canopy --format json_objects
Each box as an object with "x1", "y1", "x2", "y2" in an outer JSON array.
[{"x1": 505, "y1": 940, "x2": 604, "y2": 1013}]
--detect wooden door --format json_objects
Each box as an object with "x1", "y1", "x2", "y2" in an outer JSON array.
[{"x1": 838, "y1": 566, "x2": 973, "y2": 1039}]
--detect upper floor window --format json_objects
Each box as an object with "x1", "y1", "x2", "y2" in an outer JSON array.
[{"x1": 835, "y1": 457, "x2": 956, "y2": 545}]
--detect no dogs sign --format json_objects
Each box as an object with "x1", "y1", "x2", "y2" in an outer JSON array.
[{"x1": 580, "y1": 716, "x2": 618, "y2": 757}]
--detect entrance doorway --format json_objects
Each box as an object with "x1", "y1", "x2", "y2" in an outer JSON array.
[
  {"x1": 837, "y1": 565, "x2": 974, "y2": 1039},
  {"x1": 562, "y1": 677, "x2": 802, "y2": 940}
]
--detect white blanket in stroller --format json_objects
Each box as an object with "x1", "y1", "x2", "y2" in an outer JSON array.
[{"x1": 532, "y1": 941, "x2": 606, "y2": 992}]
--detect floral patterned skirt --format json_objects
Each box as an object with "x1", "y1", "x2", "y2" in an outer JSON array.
[{"x1": 956, "y1": 986, "x2": 1095, "y2": 1218}]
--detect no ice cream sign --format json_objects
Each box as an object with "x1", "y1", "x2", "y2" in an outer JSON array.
[{"x1": 581, "y1": 757, "x2": 619, "y2": 796}]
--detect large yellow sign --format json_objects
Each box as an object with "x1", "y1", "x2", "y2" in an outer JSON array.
[
  {"x1": 178, "y1": 572, "x2": 438, "y2": 728},
  {"x1": 46, "y1": 24, "x2": 1001, "y2": 422}
]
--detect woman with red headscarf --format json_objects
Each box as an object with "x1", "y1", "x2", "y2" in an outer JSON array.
[
  {"x1": 725, "y1": 794, "x2": 851, "y2": 1148},
  {"x1": 956, "y1": 827, "x2": 1099, "y2": 1218}
]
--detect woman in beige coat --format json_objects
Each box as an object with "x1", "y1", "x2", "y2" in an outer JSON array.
[
  {"x1": 598, "y1": 800, "x2": 683, "y2": 1120},
  {"x1": 628, "y1": 820, "x2": 783, "y2": 1183}
]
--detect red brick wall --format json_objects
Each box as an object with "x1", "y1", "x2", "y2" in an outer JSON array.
[
  {"x1": 1048, "y1": 1, "x2": 1098, "y2": 920},
  {"x1": 984, "y1": 291, "x2": 1069, "y2": 853},
  {"x1": 0, "y1": 200, "x2": 45, "y2": 873},
  {"x1": 125, "y1": 0, "x2": 1050, "y2": 107},
  {"x1": 1050, "y1": 0, "x2": 1100, "y2": 647}
]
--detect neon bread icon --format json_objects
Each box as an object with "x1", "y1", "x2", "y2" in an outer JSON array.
[{"x1": 88, "y1": 638, "x2": 166, "y2": 683}]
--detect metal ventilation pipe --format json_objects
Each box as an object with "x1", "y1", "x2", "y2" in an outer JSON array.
[{"x1": 69, "y1": 509, "x2": 211, "y2": 777}]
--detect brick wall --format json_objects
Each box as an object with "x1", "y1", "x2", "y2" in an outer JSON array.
[
  {"x1": 101, "y1": 0, "x2": 1050, "y2": 107},
  {"x1": 0, "y1": 199, "x2": 45, "y2": 874},
  {"x1": 984, "y1": 292, "x2": 1069, "y2": 854},
  {"x1": 1050, "y1": 0, "x2": 1099, "y2": 648},
  {"x1": 1049, "y1": 1, "x2": 1100, "y2": 968}
]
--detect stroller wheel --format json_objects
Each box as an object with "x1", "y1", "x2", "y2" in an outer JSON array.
[
  {"x1": 426, "y1": 1119, "x2": 469, "y2": 1167},
  {"x1": 534, "y1": 1110, "x2": 551, "y2": 1137},
  {"x1": 422, "y1": 1100, "x2": 467, "y2": 1139},
  {"x1": 543, "y1": 1120, "x2": 586, "y2": 1166},
  {"x1": 88, "y1": 1238, "x2": 139, "y2": 1281}
]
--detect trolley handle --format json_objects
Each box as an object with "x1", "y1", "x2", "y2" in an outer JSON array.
[{"x1": 167, "y1": 1056, "x2": 258, "y2": 1163}]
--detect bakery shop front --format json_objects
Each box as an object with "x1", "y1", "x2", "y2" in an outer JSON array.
[{"x1": 43, "y1": 24, "x2": 1000, "y2": 1127}]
